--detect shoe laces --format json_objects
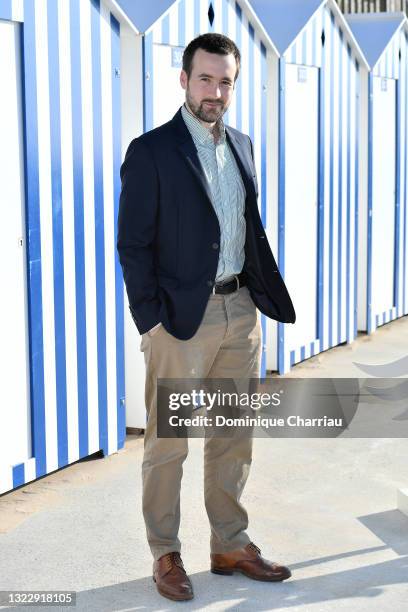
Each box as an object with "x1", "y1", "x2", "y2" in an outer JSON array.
[
  {"x1": 248, "y1": 542, "x2": 261, "y2": 555},
  {"x1": 163, "y1": 552, "x2": 185, "y2": 572}
]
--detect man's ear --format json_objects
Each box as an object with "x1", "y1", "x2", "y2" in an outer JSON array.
[{"x1": 180, "y1": 70, "x2": 188, "y2": 91}]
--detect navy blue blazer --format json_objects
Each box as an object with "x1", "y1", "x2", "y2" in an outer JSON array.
[{"x1": 117, "y1": 107, "x2": 295, "y2": 339}]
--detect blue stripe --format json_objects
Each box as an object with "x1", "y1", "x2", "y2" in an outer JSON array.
[
  {"x1": 222, "y1": 0, "x2": 229, "y2": 124},
  {"x1": 346, "y1": 46, "x2": 351, "y2": 342},
  {"x1": 317, "y1": 60, "x2": 324, "y2": 348},
  {"x1": 300, "y1": 345, "x2": 305, "y2": 362},
  {"x1": 235, "y1": 2, "x2": 242, "y2": 131},
  {"x1": 161, "y1": 13, "x2": 169, "y2": 44},
  {"x1": 194, "y1": 0, "x2": 200, "y2": 35},
  {"x1": 0, "y1": 0, "x2": 12, "y2": 20},
  {"x1": 12, "y1": 464, "x2": 25, "y2": 489},
  {"x1": 178, "y1": 0, "x2": 186, "y2": 47},
  {"x1": 260, "y1": 319, "x2": 266, "y2": 379},
  {"x1": 261, "y1": 43, "x2": 267, "y2": 227},
  {"x1": 142, "y1": 36, "x2": 146, "y2": 132},
  {"x1": 260, "y1": 43, "x2": 267, "y2": 378},
  {"x1": 47, "y1": 0, "x2": 68, "y2": 468},
  {"x1": 290, "y1": 350, "x2": 295, "y2": 367},
  {"x1": 310, "y1": 341, "x2": 315, "y2": 356},
  {"x1": 90, "y1": 0, "x2": 108, "y2": 454},
  {"x1": 394, "y1": 78, "x2": 401, "y2": 315},
  {"x1": 111, "y1": 13, "x2": 125, "y2": 450},
  {"x1": 70, "y1": 0, "x2": 89, "y2": 459},
  {"x1": 354, "y1": 59, "x2": 359, "y2": 337},
  {"x1": 23, "y1": 0, "x2": 47, "y2": 478},
  {"x1": 337, "y1": 30, "x2": 343, "y2": 344},
  {"x1": 248, "y1": 25, "x2": 255, "y2": 144},
  {"x1": 328, "y1": 12, "x2": 334, "y2": 347},
  {"x1": 143, "y1": 32, "x2": 153, "y2": 131},
  {"x1": 278, "y1": 58, "x2": 286, "y2": 374},
  {"x1": 245, "y1": 22, "x2": 258, "y2": 372},
  {"x1": 367, "y1": 72, "x2": 373, "y2": 333}
]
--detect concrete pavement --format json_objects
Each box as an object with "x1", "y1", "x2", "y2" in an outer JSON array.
[{"x1": 1, "y1": 317, "x2": 408, "y2": 611}]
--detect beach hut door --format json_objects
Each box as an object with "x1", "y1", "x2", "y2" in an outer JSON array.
[
  {"x1": 284, "y1": 64, "x2": 319, "y2": 349},
  {"x1": 371, "y1": 76, "x2": 396, "y2": 315},
  {"x1": 0, "y1": 22, "x2": 31, "y2": 473}
]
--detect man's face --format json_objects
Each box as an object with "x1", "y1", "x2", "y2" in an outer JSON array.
[{"x1": 180, "y1": 48, "x2": 237, "y2": 124}]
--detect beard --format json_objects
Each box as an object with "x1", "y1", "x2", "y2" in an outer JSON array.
[{"x1": 186, "y1": 88, "x2": 226, "y2": 124}]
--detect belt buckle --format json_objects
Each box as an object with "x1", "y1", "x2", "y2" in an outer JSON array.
[{"x1": 213, "y1": 275, "x2": 239, "y2": 295}]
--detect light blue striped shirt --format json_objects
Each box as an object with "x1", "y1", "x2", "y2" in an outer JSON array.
[{"x1": 181, "y1": 103, "x2": 246, "y2": 283}]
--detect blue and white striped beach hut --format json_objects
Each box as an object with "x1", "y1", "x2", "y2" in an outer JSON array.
[
  {"x1": 115, "y1": 0, "x2": 280, "y2": 380},
  {"x1": 250, "y1": 0, "x2": 369, "y2": 374},
  {"x1": 0, "y1": 0, "x2": 139, "y2": 495},
  {"x1": 345, "y1": 12, "x2": 408, "y2": 333}
]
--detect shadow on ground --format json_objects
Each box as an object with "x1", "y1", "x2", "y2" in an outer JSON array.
[{"x1": 4, "y1": 552, "x2": 407, "y2": 611}]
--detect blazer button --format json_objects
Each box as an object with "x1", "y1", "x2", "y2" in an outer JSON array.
[
  {"x1": 212, "y1": 243, "x2": 219, "y2": 249},
  {"x1": 207, "y1": 280, "x2": 215, "y2": 287}
]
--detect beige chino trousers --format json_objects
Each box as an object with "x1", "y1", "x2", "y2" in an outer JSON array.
[{"x1": 140, "y1": 284, "x2": 262, "y2": 561}]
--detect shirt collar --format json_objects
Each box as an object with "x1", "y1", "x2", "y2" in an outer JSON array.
[{"x1": 181, "y1": 103, "x2": 226, "y2": 145}]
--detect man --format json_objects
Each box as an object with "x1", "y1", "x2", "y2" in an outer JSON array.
[{"x1": 117, "y1": 33, "x2": 295, "y2": 602}]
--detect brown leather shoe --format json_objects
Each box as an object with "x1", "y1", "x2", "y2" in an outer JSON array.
[
  {"x1": 153, "y1": 552, "x2": 194, "y2": 601},
  {"x1": 211, "y1": 542, "x2": 292, "y2": 582}
]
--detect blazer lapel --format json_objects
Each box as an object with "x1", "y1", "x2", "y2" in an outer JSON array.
[
  {"x1": 171, "y1": 107, "x2": 257, "y2": 211},
  {"x1": 172, "y1": 109, "x2": 214, "y2": 209},
  {"x1": 176, "y1": 138, "x2": 214, "y2": 207}
]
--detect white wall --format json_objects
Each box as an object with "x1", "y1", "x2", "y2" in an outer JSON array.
[{"x1": 120, "y1": 26, "x2": 147, "y2": 428}]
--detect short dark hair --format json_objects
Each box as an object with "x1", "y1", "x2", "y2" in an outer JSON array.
[{"x1": 182, "y1": 33, "x2": 241, "y2": 82}]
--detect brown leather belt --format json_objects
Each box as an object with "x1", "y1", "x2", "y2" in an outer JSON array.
[{"x1": 212, "y1": 272, "x2": 247, "y2": 295}]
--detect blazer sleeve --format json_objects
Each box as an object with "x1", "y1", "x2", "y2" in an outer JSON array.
[{"x1": 116, "y1": 137, "x2": 162, "y2": 335}]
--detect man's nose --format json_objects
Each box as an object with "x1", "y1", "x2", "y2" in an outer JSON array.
[{"x1": 208, "y1": 82, "x2": 222, "y2": 98}]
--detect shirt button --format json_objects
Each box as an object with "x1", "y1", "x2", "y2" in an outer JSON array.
[{"x1": 212, "y1": 243, "x2": 219, "y2": 249}]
